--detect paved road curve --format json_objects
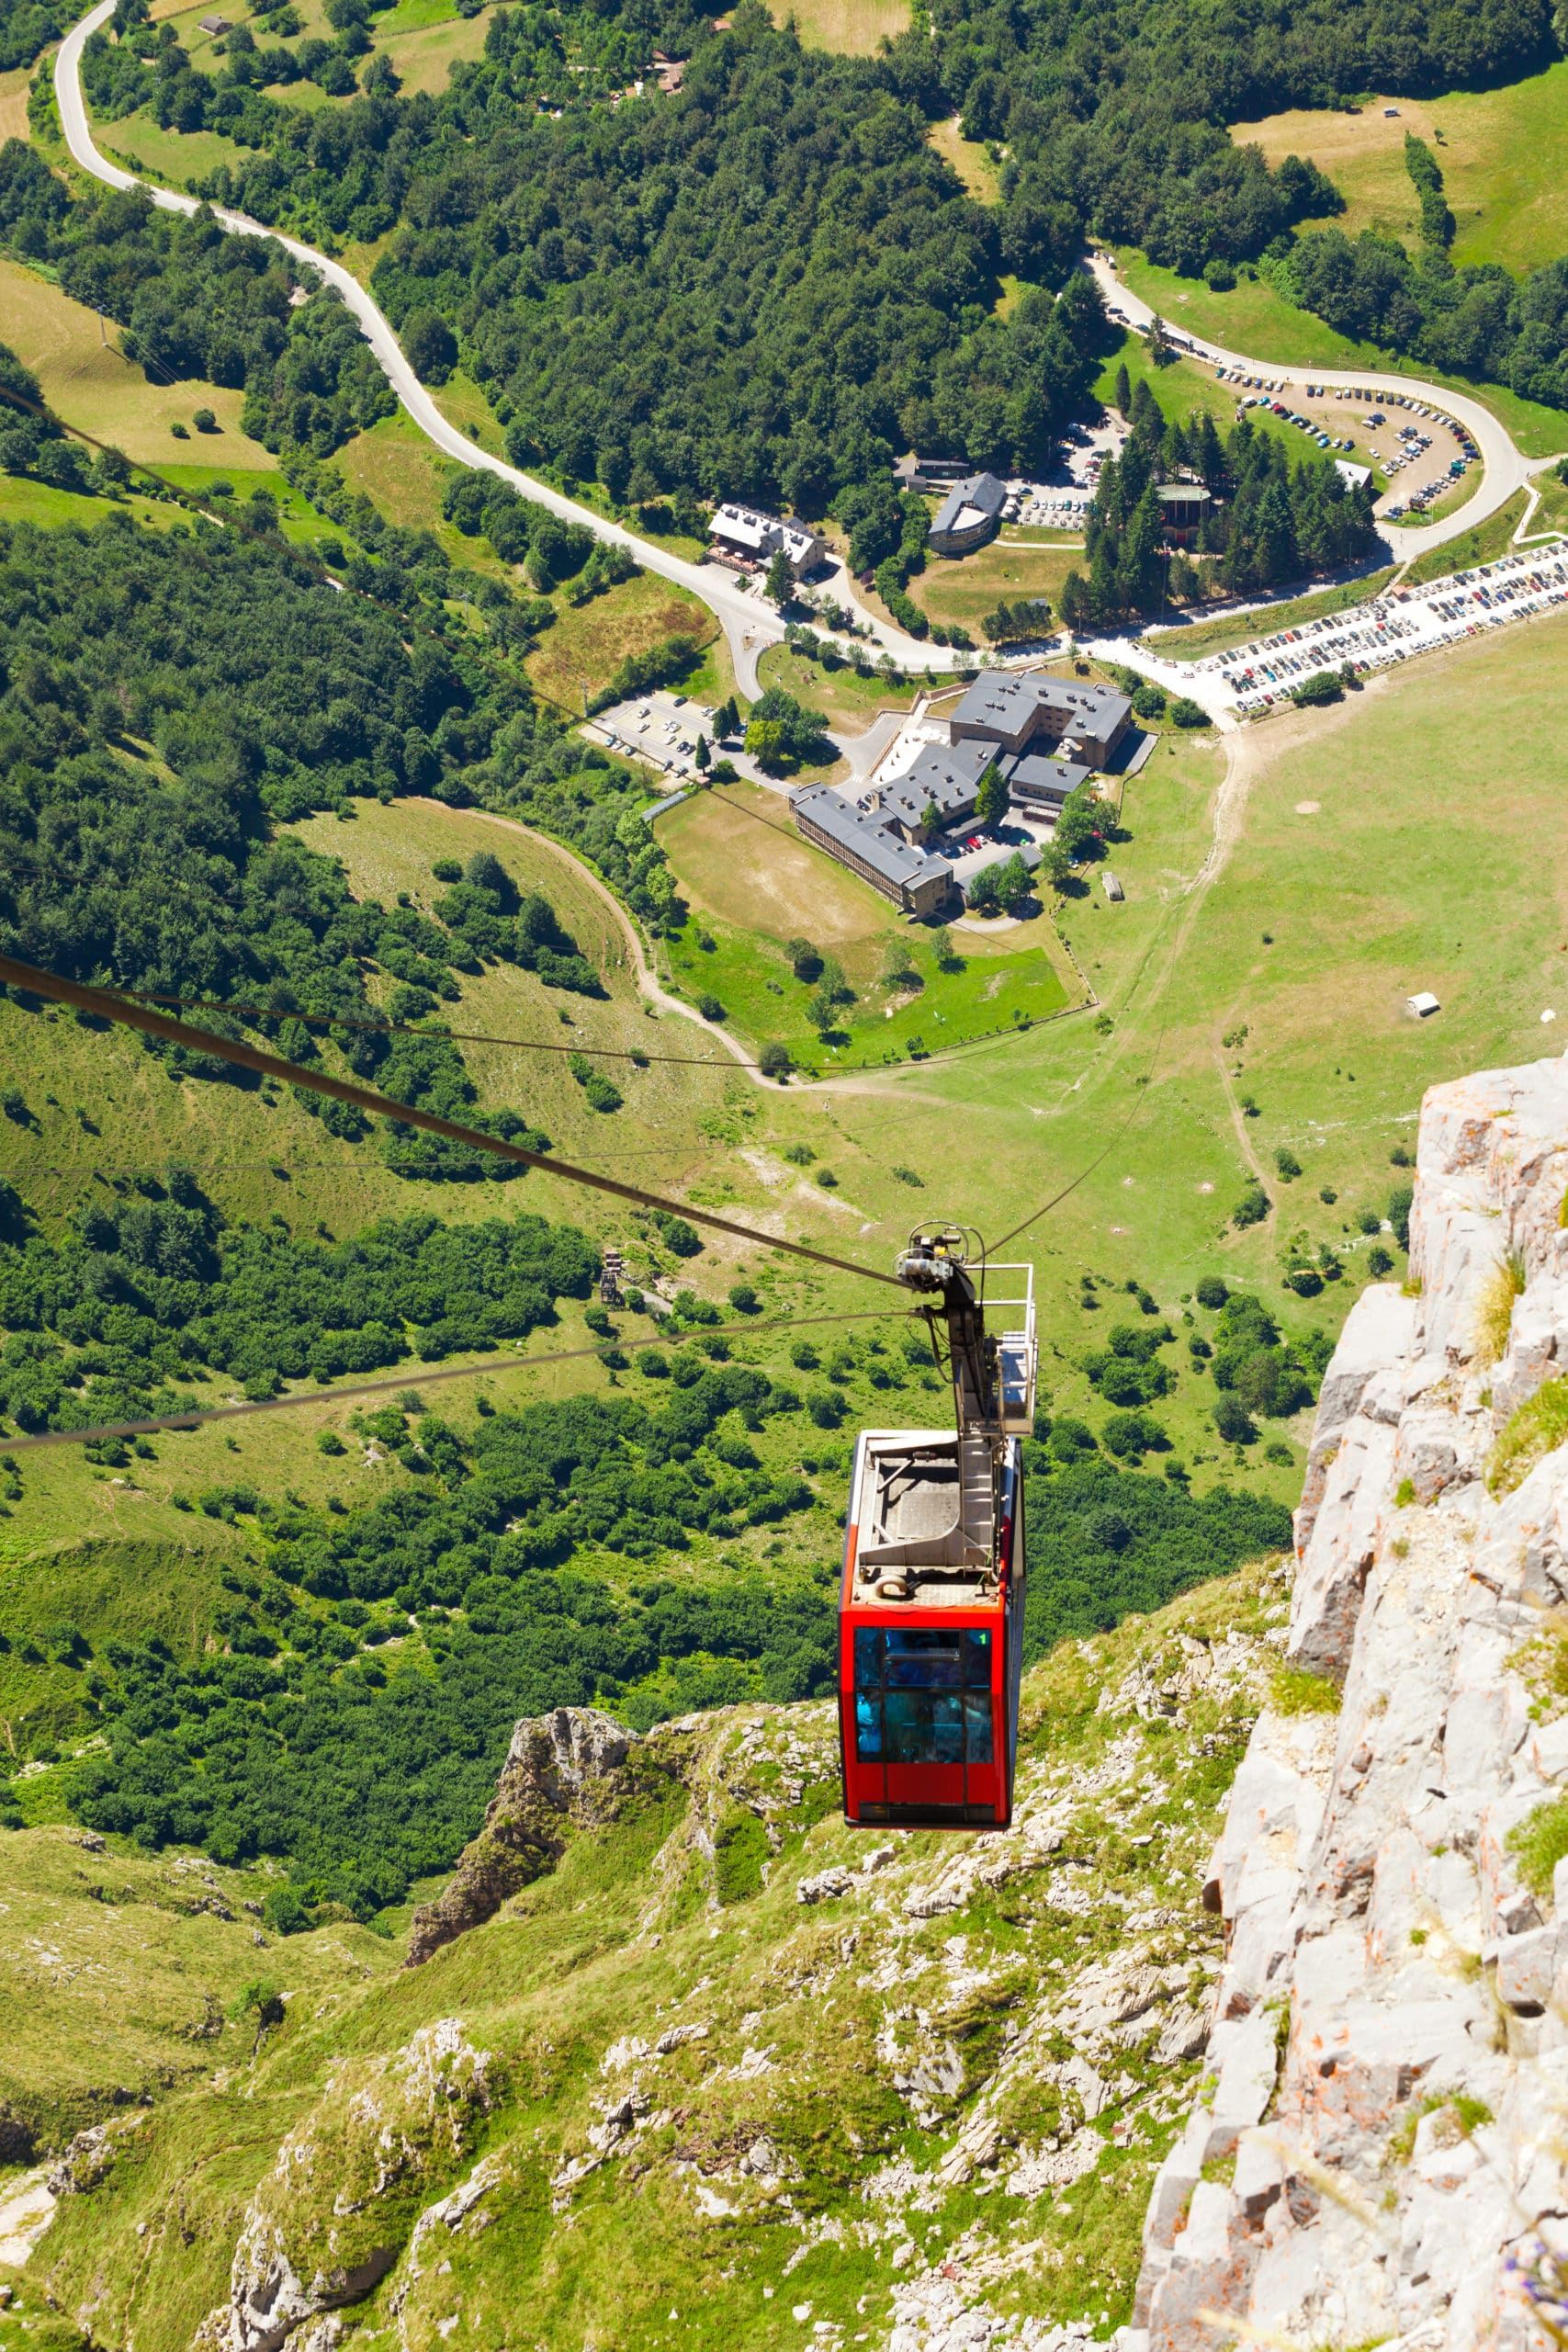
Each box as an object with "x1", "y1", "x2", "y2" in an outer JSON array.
[
  {"x1": 55, "y1": 0, "x2": 954, "y2": 695},
  {"x1": 1086, "y1": 254, "x2": 1558, "y2": 562}
]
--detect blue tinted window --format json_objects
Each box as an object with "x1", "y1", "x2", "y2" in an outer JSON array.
[
  {"x1": 854, "y1": 1690, "x2": 883, "y2": 1759},
  {"x1": 885, "y1": 1690, "x2": 964, "y2": 1764},
  {"x1": 854, "y1": 1629, "x2": 882, "y2": 1691},
  {"x1": 964, "y1": 1692, "x2": 994, "y2": 1763},
  {"x1": 963, "y1": 1631, "x2": 992, "y2": 1689}
]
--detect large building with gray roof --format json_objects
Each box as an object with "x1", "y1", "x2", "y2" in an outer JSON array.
[
  {"x1": 790, "y1": 786, "x2": 954, "y2": 919},
  {"x1": 950, "y1": 673, "x2": 1133, "y2": 767}
]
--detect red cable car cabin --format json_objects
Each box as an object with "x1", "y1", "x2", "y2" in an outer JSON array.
[
  {"x1": 838, "y1": 1242, "x2": 1035, "y2": 1834},
  {"x1": 839, "y1": 1431, "x2": 1025, "y2": 1831}
]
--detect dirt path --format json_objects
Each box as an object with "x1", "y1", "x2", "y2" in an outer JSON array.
[{"x1": 457, "y1": 803, "x2": 773, "y2": 1091}]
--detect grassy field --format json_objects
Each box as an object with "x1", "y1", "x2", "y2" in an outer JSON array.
[
  {"x1": 754, "y1": 641, "x2": 920, "y2": 732},
  {"x1": 1233, "y1": 66, "x2": 1568, "y2": 277},
  {"x1": 913, "y1": 537, "x2": 1084, "y2": 634},
  {"x1": 526, "y1": 571, "x2": 717, "y2": 711},
  {"x1": 654, "y1": 780, "x2": 1092, "y2": 1068},
  {"x1": 376, "y1": 6, "x2": 491, "y2": 92},
  {"x1": 1399, "y1": 488, "x2": 1531, "y2": 584},
  {"x1": 99, "y1": 108, "x2": 247, "y2": 186},
  {"x1": 0, "y1": 258, "x2": 274, "y2": 467},
  {"x1": 769, "y1": 0, "x2": 909, "y2": 51},
  {"x1": 927, "y1": 113, "x2": 999, "y2": 199},
  {"x1": 0, "y1": 473, "x2": 166, "y2": 531},
  {"x1": 0, "y1": 62, "x2": 32, "y2": 142},
  {"x1": 1147, "y1": 569, "x2": 1397, "y2": 662},
  {"x1": 332, "y1": 412, "x2": 513, "y2": 579}
]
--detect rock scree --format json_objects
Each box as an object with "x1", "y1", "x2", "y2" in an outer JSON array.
[{"x1": 1131, "y1": 1049, "x2": 1568, "y2": 2352}]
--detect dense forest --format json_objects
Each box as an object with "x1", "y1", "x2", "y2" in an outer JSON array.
[{"x1": 0, "y1": 512, "x2": 693, "y2": 1173}]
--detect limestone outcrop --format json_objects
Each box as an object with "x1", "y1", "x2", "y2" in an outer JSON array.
[
  {"x1": 404, "y1": 1705, "x2": 652, "y2": 1966},
  {"x1": 1133, "y1": 1053, "x2": 1568, "y2": 2352}
]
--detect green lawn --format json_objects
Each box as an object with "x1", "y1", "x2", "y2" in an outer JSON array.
[
  {"x1": 97, "y1": 110, "x2": 248, "y2": 187},
  {"x1": 1232, "y1": 66, "x2": 1568, "y2": 278},
  {"x1": 1096, "y1": 331, "x2": 1390, "y2": 482},
  {"x1": 755, "y1": 641, "x2": 921, "y2": 732},
  {"x1": 1399, "y1": 489, "x2": 1533, "y2": 585},
  {"x1": 0, "y1": 474, "x2": 165, "y2": 530}
]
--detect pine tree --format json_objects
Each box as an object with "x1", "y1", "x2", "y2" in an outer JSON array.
[
  {"x1": 975, "y1": 763, "x2": 1008, "y2": 829},
  {"x1": 1114, "y1": 360, "x2": 1133, "y2": 417},
  {"x1": 764, "y1": 549, "x2": 795, "y2": 607}
]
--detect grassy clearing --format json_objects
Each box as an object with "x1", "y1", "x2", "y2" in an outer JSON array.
[
  {"x1": 526, "y1": 571, "x2": 716, "y2": 711},
  {"x1": 1399, "y1": 489, "x2": 1530, "y2": 585},
  {"x1": 1147, "y1": 570, "x2": 1396, "y2": 662},
  {"x1": 1233, "y1": 67, "x2": 1568, "y2": 278},
  {"x1": 769, "y1": 0, "x2": 909, "y2": 51},
  {"x1": 430, "y1": 368, "x2": 508, "y2": 459},
  {"x1": 927, "y1": 113, "x2": 998, "y2": 199},
  {"x1": 754, "y1": 642, "x2": 920, "y2": 732},
  {"x1": 1112, "y1": 251, "x2": 1382, "y2": 368},
  {"x1": 0, "y1": 473, "x2": 166, "y2": 531},
  {"x1": 913, "y1": 537, "x2": 1084, "y2": 633},
  {"x1": 376, "y1": 6, "x2": 491, "y2": 91},
  {"x1": 0, "y1": 258, "x2": 275, "y2": 469},
  {"x1": 97, "y1": 108, "x2": 248, "y2": 187},
  {"x1": 0, "y1": 62, "x2": 33, "y2": 143},
  {"x1": 1095, "y1": 334, "x2": 1386, "y2": 479}
]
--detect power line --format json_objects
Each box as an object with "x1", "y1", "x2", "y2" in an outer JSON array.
[
  {"x1": 0, "y1": 953, "x2": 905, "y2": 1289},
  {"x1": 2, "y1": 1306, "x2": 900, "y2": 1455},
  {"x1": 109, "y1": 988, "x2": 750, "y2": 1069}
]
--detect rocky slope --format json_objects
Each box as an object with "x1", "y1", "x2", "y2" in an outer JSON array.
[
  {"x1": 1134, "y1": 1050, "x2": 1568, "y2": 2352},
  {"x1": 15, "y1": 1562, "x2": 1293, "y2": 2351}
]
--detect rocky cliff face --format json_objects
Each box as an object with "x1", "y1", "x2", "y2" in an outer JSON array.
[{"x1": 1134, "y1": 1053, "x2": 1568, "y2": 2352}]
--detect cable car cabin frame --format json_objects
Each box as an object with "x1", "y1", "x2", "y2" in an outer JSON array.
[{"x1": 838, "y1": 1250, "x2": 1035, "y2": 1833}]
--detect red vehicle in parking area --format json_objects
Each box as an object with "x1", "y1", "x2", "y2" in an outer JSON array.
[{"x1": 837, "y1": 1233, "x2": 1035, "y2": 1833}]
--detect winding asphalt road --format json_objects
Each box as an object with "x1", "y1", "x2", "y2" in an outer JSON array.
[
  {"x1": 1086, "y1": 254, "x2": 1556, "y2": 562},
  {"x1": 54, "y1": 0, "x2": 955, "y2": 695}
]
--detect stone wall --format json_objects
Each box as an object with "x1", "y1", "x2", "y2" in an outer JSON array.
[{"x1": 1132, "y1": 1053, "x2": 1568, "y2": 2352}]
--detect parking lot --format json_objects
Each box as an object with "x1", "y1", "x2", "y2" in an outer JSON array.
[
  {"x1": 586, "y1": 688, "x2": 722, "y2": 781},
  {"x1": 1189, "y1": 542, "x2": 1568, "y2": 714},
  {"x1": 1210, "y1": 368, "x2": 1479, "y2": 518}
]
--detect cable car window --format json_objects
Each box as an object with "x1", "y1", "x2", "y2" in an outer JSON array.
[
  {"x1": 852, "y1": 1629, "x2": 996, "y2": 1763},
  {"x1": 884, "y1": 1690, "x2": 964, "y2": 1764}
]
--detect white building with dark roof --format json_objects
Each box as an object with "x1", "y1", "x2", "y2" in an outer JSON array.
[
  {"x1": 708, "y1": 504, "x2": 827, "y2": 577},
  {"x1": 871, "y1": 740, "x2": 997, "y2": 842}
]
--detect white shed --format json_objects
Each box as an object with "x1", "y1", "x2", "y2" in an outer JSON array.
[
  {"x1": 1407, "y1": 990, "x2": 1441, "y2": 1019},
  {"x1": 1101, "y1": 871, "x2": 1124, "y2": 901}
]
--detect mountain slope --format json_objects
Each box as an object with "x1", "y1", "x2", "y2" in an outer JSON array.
[{"x1": 12, "y1": 1558, "x2": 1292, "y2": 2350}]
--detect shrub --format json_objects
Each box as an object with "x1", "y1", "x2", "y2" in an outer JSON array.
[
  {"x1": 1390, "y1": 1144, "x2": 1414, "y2": 1168},
  {"x1": 758, "y1": 1042, "x2": 791, "y2": 1079},
  {"x1": 696, "y1": 992, "x2": 725, "y2": 1022},
  {"x1": 1213, "y1": 1394, "x2": 1257, "y2": 1443},
  {"x1": 1195, "y1": 1276, "x2": 1228, "y2": 1310},
  {"x1": 1275, "y1": 1148, "x2": 1302, "y2": 1181},
  {"x1": 263, "y1": 1885, "x2": 311, "y2": 1936},
  {"x1": 192, "y1": 406, "x2": 218, "y2": 433},
  {"x1": 787, "y1": 939, "x2": 822, "y2": 982},
  {"x1": 728, "y1": 1283, "x2": 761, "y2": 1314},
  {"x1": 316, "y1": 1430, "x2": 346, "y2": 1456},
  {"x1": 1232, "y1": 1182, "x2": 1269, "y2": 1228},
  {"x1": 1473, "y1": 1250, "x2": 1526, "y2": 1367},
  {"x1": 652, "y1": 1213, "x2": 701, "y2": 1256},
  {"x1": 1168, "y1": 696, "x2": 1209, "y2": 728},
  {"x1": 1388, "y1": 1182, "x2": 1414, "y2": 1249},
  {"x1": 1509, "y1": 1790, "x2": 1568, "y2": 1900},
  {"x1": 1102, "y1": 1409, "x2": 1168, "y2": 1457},
  {"x1": 1291, "y1": 670, "x2": 1343, "y2": 707},
  {"x1": 636, "y1": 1348, "x2": 670, "y2": 1377},
  {"x1": 1271, "y1": 1667, "x2": 1339, "y2": 1714},
  {"x1": 806, "y1": 1385, "x2": 844, "y2": 1428}
]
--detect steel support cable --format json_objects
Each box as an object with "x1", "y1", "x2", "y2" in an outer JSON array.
[
  {"x1": 0, "y1": 1306, "x2": 902, "y2": 1455},
  {"x1": 0, "y1": 953, "x2": 905, "y2": 1289}
]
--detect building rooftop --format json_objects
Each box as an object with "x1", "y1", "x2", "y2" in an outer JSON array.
[
  {"x1": 1002, "y1": 751, "x2": 1091, "y2": 804},
  {"x1": 931, "y1": 472, "x2": 1008, "y2": 538},
  {"x1": 951, "y1": 671, "x2": 1131, "y2": 742},
  {"x1": 1156, "y1": 481, "x2": 1212, "y2": 504},
  {"x1": 793, "y1": 786, "x2": 952, "y2": 893},
  {"x1": 876, "y1": 740, "x2": 995, "y2": 831}
]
